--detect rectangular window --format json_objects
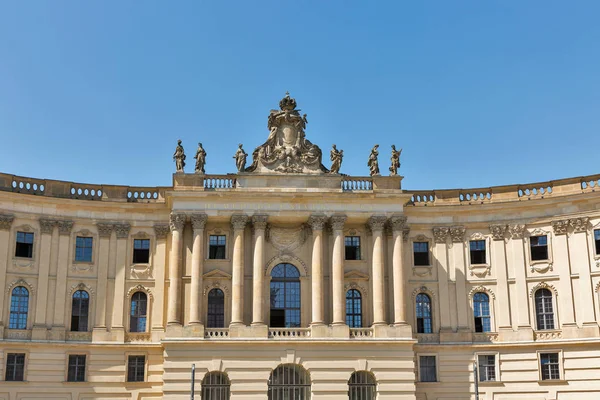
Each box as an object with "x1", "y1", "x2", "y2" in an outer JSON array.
[
  {"x1": 413, "y1": 242, "x2": 430, "y2": 266},
  {"x1": 5, "y1": 353, "x2": 25, "y2": 381},
  {"x1": 594, "y1": 229, "x2": 600, "y2": 255},
  {"x1": 419, "y1": 355, "x2": 437, "y2": 382},
  {"x1": 15, "y1": 232, "x2": 34, "y2": 258},
  {"x1": 344, "y1": 236, "x2": 361, "y2": 260},
  {"x1": 478, "y1": 354, "x2": 496, "y2": 382},
  {"x1": 530, "y1": 235, "x2": 548, "y2": 261},
  {"x1": 67, "y1": 355, "x2": 86, "y2": 382},
  {"x1": 127, "y1": 355, "x2": 145, "y2": 382},
  {"x1": 540, "y1": 353, "x2": 560, "y2": 380},
  {"x1": 133, "y1": 239, "x2": 150, "y2": 264},
  {"x1": 209, "y1": 235, "x2": 226, "y2": 259},
  {"x1": 75, "y1": 237, "x2": 93, "y2": 262},
  {"x1": 470, "y1": 240, "x2": 486, "y2": 264}
]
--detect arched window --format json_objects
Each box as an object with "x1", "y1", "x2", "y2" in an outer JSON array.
[
  {"x1": 346, "y1": 289, "x2": 362, "y2": 328},
  {"x1": 207, "y1": 288, "x2": 225, "y2": 328},
  {"x1": 268, "y1": 364, "x2": 311, "y2": 400},
  {"x1": 130, "y1": 292, "x2": 147, "y2": 332},
  {"x1": 348, "y1": 371, "x2": 376, "y2": 400},
  {"x1": 416, "y1": 293, "x2": 432, "y2": 334},
  {"x1": 535, "y1": 288, "x2": 555, "y2": 330},
  {"x1": 202, "y1": 371, "x2": 230, "y2": 400},
  {"x1": 270, "y1": 263, "x2": 301, "y2": 328},
  {"x1": 71, "y1": 290, "x2": 90, "y2": 332},
  {"x1": 473, "y1": 292, "x2": 491, "y2": 333},
  {"x1": 9, "y1": 286, "x2": 29, "y2": 330}
]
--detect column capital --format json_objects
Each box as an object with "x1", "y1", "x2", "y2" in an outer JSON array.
[
  {"x1": 153, "y1": 224, "x2": 170, "y2": 239},
  {"x1": 569, "y1": 217, "x2": 588, "y2": 233},
  {"x1": 114, "y1": 222, "x2": 131, "y2": 239},
  {"x1": 389, "y1": 215, "x2": 407, "y2": 232},
  {"x1": 449, "y1": 225, "x2": 466, "y2": 243},
  {"x1": 329, "y1": 215, "x2": 347, "y2": 231},
  {"x1": 432, "y1": 227, "x2": 450, "y2": 243},
  {"x1": 252, "y1": 214, "x2": 268, "y2": 230},
  {"x1": 57, "y1": 220, "x2": 74, "y2": 236},
  {"x1": 308, "y1": 214, "x2": 327, "y2": 231},
  {"x1": 507, "y1": 224, "x2": 525, "y2": 239},
  {"x1": 367, "y1": 215, "x2": 387, "y2": 232},
  {"x1": 191, "y1": 213, "x2": 208, "y2": 232},
  {"x1": 39, "y1": 218, "x2": 56, "y2": 234},
  {"x1": 231, "y1": 214, "x2": 249, "y2": 231},
  {"x1": 97, "y1": 223, "x2": 114, "y2": 238},
  {"x1": 489, "y1": 224, "x2": 508, "y2": 241},
  {"x1": 0, "y1": 214, "x2": 14, "y2": 231},
  {"x1": 169, "y1": 213, "x2": 186, "y2": 232},
  {"x1": 402, "y1": 227, "x2": 410, "y2": 242}
]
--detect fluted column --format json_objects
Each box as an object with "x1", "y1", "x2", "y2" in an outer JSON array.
[
  {"x1": 368, "y1": 216, "x2": 387, "y2": 326},
  {"x1": 252, "y1": 215, "x2": 268, "y2": 326},
  {"x1": 189, "y1": 214, "x2": 207, "y2": 325},
  {"x1": 390, "y1": 215, "x2": 408, "y2": 326},
  {"x1": 167, "y1": 213, "x2": 185, "y2": 326},
  {"x1": 309, "y1": 215, "x2": 327, "y2": 326},
  {"x1": 152, "y1": 224, "x2": 169, "y2": 333},
  {"x1": 330, "y1": 215, "x2": 347, "y2": 325},
  {"x1": 230, "y1": 214, "x2": 249, "y2": 326}
]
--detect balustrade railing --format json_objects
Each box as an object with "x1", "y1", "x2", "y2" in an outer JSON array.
[
  {"x1": 349, "y1": 328, "x2": 373, "y2": 338},
  {"x1": 342, "y1": 177, "x2": 373, "y2": 191},
  {"x1": 204, "y1": 328, "x2": 230, "y2": 339},
  {"x1": 268, "y1": 328, "x2": 311, "y2": 339},
  {"x1": 203, "y1": 175, "x2": 236, "y2": 189}
]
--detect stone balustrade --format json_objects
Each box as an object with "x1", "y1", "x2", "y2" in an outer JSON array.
[
  {"x1": 204, "y1": 328, "x2": 230, "y2": 339},
  {"x1": 268, "y1": 328, "x2": 311, "y2": 339}
]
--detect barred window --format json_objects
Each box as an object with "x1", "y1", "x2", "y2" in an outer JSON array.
[
  {"x1": 348, "y1": 371, "x2": 376, "y2": 400},
  {"x1": 478, "y1": 354, "x2": 496, "y2": 382},
  {"x1": 530, "y1": 235, "x2": 548, "y2": 261},
  {"x1": 133, "y1": 239, "x2": 150, "y2": 264},
  {"x1": 202, "y1": 371, "x2": 230, "y2": 400},
  {"x1": 67, "y1": 354, "x2": 86, "y2": 382},
  {"x1": 345, "y1": 236, "x2": 361, "y2": 260},
  {"x1": 419, "y1": 356, "x2": 437, "y2": 382},
  {"x1": 75, "y1": 237, "x2": 93, "y2": 262},
  {"x1": 469, "y1": 240, "x2": 486, "y2": 264},
  {"x1": 130, "y1": 292, "x2": 147, "y2": 332},
  {"x1": 5, "y1": 353, "x2": 25, "y2": 381},
  {"x1": 345, "y1": 289, "x2": 362, "y2": 328},
  {"x1": 268, "y1": 364, "x2": 311, "y2": 400},
  {"x1": 209, "y1": 235, "x2": 226, "y2": 259},
  {"x1": 413, "y1": 242, "x2": 430, "y2": 266},
  {"x1": 270, "y1": 264, "x2": 301, "y2": 328},
  {"x1": 207, "y1": 289, "x2": 225, "y2": 328},
  {"x1": 473, "y1": 292, "x2": 491, "y2": 333},
  {"x1": 127, "y1": 355, "x2": 145, "y2": 382},
  {"x1": 15, "y1": 231, "x2": 34, "y2": 258},
  {"x1": 9, "y1": 286, "x2": 29, "y2": 330},
  {"x1": 535, "y1": 289, "x2": 555, "y2": 330},
  {"x1": 540, "y1": 353, "x2": 560, "y2": 380},
  {"x1": 416, "y1": 293, "x2": 432, "y2": 334},
  {"x1": 71, "y1": 290, "x2": 89, "y2": 332}
]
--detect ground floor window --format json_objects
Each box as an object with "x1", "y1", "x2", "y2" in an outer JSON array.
[
  {"x1": 348, "y1": 371, "x2": 376, "y2": 399},
  {"x1": 268, "y1": 364, "x2": 311, "y2": 400},
  {"x1": 202, "y1": 371, "x2": 230, "y2": 399}
]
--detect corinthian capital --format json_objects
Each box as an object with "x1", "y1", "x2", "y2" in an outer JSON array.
[
  {"x1": 191, "y1": 213, "x2": 208, "y2": 231},
  {"x1": 252, "y1": 214, "x2": 268, "y2": 231},
  {"x1": 308, "y1": 214, "x2": 327, "y2": 231},
  {"x1": 97, "y1": 223, "x2": 114, "y2": 238},
  {"x1": 552, "y1": 219, "x2": 569, "y2": 235},
  {"x1": 330, "y1": 215, "x2": 347, "y2": 231},
  {"x1": 389, "y1": 215, "x2": 407, "y2": 232},
  {"x1": 449, "y1": 226, "x2": 466, "y2": 243},
  {"x1": 367, "y1": 215, "x2": 387, "y2": 232},
  {"x1": 153, "y1": 224, "x2": 170, "y2": 239},
  {"x1": 432, "y1": 227, "x2": 450, "y2": 244},
  {"x1": 231, "y1": 214, "x2": 249, "y2": 231},
  {"x1": 489, "y1": 224, "x2": 507, "y2": 241},
  {"x1": 0, "y1": 214, "x2": 14, "y2": 231},
  {"x1": 39, "y1": 218, "x2": 56, "y2": 234},
  {"x1": 114, "y1": 223, "x2": 131, "y2": 239},
  {"x1": 169, "y1": 213, "x2": 186, "y2": 232},
  {"x1": 507, "y1": 224, "x2": 525, "y2": 239},
  {"x1": 569, "y1": 217, "x2": 589, "y2": 233},
  {"x1": 57, "y1": 220, "x2": 74, "y2": 235}
]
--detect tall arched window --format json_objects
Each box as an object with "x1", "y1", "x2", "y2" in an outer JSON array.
[
  {"x1": 473, "y1": 292, "x2": 491, "y2": 333},
  {"x1": 535, "y1": 288, "x2": 555, "y2": 330},
  {"x1": 130, "y1": 292, "x2": 147, "y2": 332},
  {"x1": 268, "y1": 364, "x2": 311, "y2": 400},
  {"x1": 202, "y1": 371, "x2": 230, "y2": 400},
  {"x1": 71, "y1": 290, "x2": 90, "y2": 332},
  {"x1": 270, "y1": 263, "x2": 301, "y2": 327},
  {"x1": 346, "y1": 289, "x2": 362, "y2": 328},
  {"x1": 207, "y1": 288, "x2": 225, "y2": 328},
  {"x1": 416, "y1": 293, "x2": 432, "y2": 334},
  {"x1": 348, "y1": 371, "x2": 376, "y2": 400},
  {"x1": 9, "y1": 286, "x2": 29, "y2": 330}
]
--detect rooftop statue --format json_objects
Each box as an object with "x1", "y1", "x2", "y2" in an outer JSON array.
[
  {"x1": 194, "y1": 142, "x2": 206, "y2": 174},
  {"x1": 389, "y1": 144, "x2": 402, "y2": 176},
  {"x1": 173, "y1": 139, "x2": 186, "y2": 173},
  {"x1": 245, "y1": 93, "x2": 328, "y2": 174},
  {"x1": 329, "y1": 144, "x2": 343, "y2": 174},
  {"x1": 233, "y1": 143, "x2": 247, "y2": 172},
  {"x1": 368, "y1": 144, "x2": 380, "y2": 176}
]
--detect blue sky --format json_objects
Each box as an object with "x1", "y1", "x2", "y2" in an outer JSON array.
[{"x1": 0, "y1": 1, "x2": 599, "y2": 190}]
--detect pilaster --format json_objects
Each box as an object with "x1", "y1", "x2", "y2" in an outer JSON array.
[
  {"x1": 93, "y1": 223, "x2": 113, "y2": 341},
  {"x1": 0, "y1": 214, "x2": 14, "y2": 334},
  {"x1": 51, "y1": 220, "x2": 73, "y2": 340},
  {"x1": 151, "y1": 224, "x2": 169, "y2": 341},
  {"x1": 507, "y1": 224, "x2": 533, "y2": 339},
  {"x1": 450, "y1": 225, "x2": 469, "y2": 331},
  {"x1": 433, "y1": 227, "x2": 452, "y2": 333},
  {"x1": 230, "y1": 214, "x2": 248, "y2": 326},
  {"x1": 490, "y1": 224, "x2": 512, "y2": 335},
  {"x1": 31, "y1": 219, "x2": 55, "y2": 339},
  {"x1": 110, "y1": 222, "x2": 130, "y2": 341}
]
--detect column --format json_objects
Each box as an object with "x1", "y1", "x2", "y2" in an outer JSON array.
[
  {"x1": 152, "y1": 224, "x2": 169, "y2": 333},
  {"x1": 507, "y1": 224, "x2": 532, "y2": 329},
  {"x1": 551, "y1": 220, "x2": 576, "y2": 327},
  {"x1": 33, "y1": 219, "x2": 55, "y2": 331},
  {"x1": 368, "y1": 215, "x2": 387, "y2": 326},
  {"x1": 167, "y1": 213, "x2": 185, "y2": 326},
  {"x1": 309, "y1": 214, "x2": 327, "y2": 326},
  {"x1": 0, "y1": 215, "x2": 14, "y2": 331},
  {"x1": 189, "y1": 214, "x2": 207, "y2": 325},
  {"x1": 433, "y1": 227, "x2": 452, "y2": 330},
  {"x1": 450, "y1": 226, "x2": 469, "y2": 330},
  {"x1": 110, "y1": 223, "x2": 130, "y2": 334},
  {"x1": 330, "y1": 215, "x2": 347, "y2": 325},
  {"x1": 230, "y1": 214, "x2": 249, "y2": 326},
  {"x1": 94, "y1": 223, "x2": 113, "y2": 329},
  {"x1": 390, "y1": 215, "x2": 408, "y2": 326},
  {"x1": 52, "y1": 220, "x2": 74, "y2": 330},
  {"x1": 568, "y1": 218, "x2": 596, "y2": 327},
  {"x1": 490, "y1": 224, "x2": 511, "y2": 329},
  {"x1": 252, "y1": 215, "x2": 268, "y2": 326}
]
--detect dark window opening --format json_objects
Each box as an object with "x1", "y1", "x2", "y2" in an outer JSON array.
[
  {"x1": 594, "y1": 229, "x2": 600, "y2": 255},
  {"x1": 67, "y1": 355, "x2": 86, "y2": 382},
  {"x1": 470, "y1": 240, "x2": 486, "y2": 264},
  {"x1": 75, "y1": 237, "x2": 93, "y2": 262},
  {"x1": 207, "y1": 288, "x2": 225, "y2": 328},
  {"x1": 133, "y1": 239, "x2": 150, "y2": 264},
  {"x1": 540, "y1": 353, "x2": 560, "y2": 380},
  {"x1": 270, "y1": 264, "x2": 301, "y2": 328},
  {"x1": 209, "y1": 235, "x2": 226, "y2": 259},
  {"x1": 15, "y1": 231, "x2": 34, "y2": 258},
  {"x1": 127, "y1": 355, "x2": 145, "y2": 382},
  {"x1": 530, "y1": 235, "x2": 548, "y2": 261},
  {"x1": 416, "y1": 293, "x2": 432, "y2": 334},
  {"x1": 535, "y1": 288, "x2": 555, "y2": 330},
  {"x1": 419, "y1": 356, "x2": 437, "y2": 382},
  {"x1": 71, "y1": 290, "x2": 89, "y2": 332},
  {"x1": 473, "y1": 292, "x2": 491, "y2": 332},
  {"x1": 478, "y1": 354, "x2": 496, "y2": 382},
  {"x1": 5, "y1": 353, "x2": 25, "y2": 381},
  {"x1": 130, "y1": 292, "x2": 147, "y2": 332},
  {"x1": 348, "y1": 371, "x2": 376, "y2": 400},
  {"x1": 413, "y1": 242, "x2": 430, "y2": 266},
  {"x1": 344, "y1": 236, "x2": 361, "y2": 260},
  {"x1": 202, "y1": 371, "x2": 230, "y2": 399},
  {"x1": 9, "y1": 286, "x2": 29, "y2": 330},
  {"x1": 345, "y1": 289, "x2": 362, "y2": 328}
]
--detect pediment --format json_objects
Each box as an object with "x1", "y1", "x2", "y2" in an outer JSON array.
[
  {"x1": 203, "y1": 269, "x2": 232, "y2": 280},
  {"x1": 344, "y1": 270, "x2": 369, "y2": 280}
]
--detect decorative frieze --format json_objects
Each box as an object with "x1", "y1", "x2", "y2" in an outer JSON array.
[
  {"x1": 432, "y1": 227, "x2": 449, "y2": 244},
  {"x1": 114, "y1": 223, "x2": 131, "y2": 239},
  {"x1": 153, "y1": 224, "x2": 169, "y2": 239},
  {"x1": 191, "y1": 213, "x2": 208, "y2": 231},
  {"x1": 329, "y1": 215, "x2": 347, "y2": 231},
  {"x1": 39, "y1": 218, "x2": 56, "y2": 234},
  {"x1": 507, "y1": 224, "x2": 525, "y2": 239},
  {"x1": 169, "y1": 213, "x2": 186, "y2": 232},
  {"x1": 252, "y1": 214, "x2": 269, "y2": 231},
  {"x1": 57, "y1": 220, "x2": 74, "y2": 235},
  {"x1": 308, "y1": 214, "x2": 328, "y2": 231},
  {"x1": 97, "y1": 223, "x2": 114, "y2": 238},
  {"x1": 449, "y1": 226, "x2": 466, "y2": 243},
  {"x1": 489, "y1": 224, "x2": 507, "y2": 241},
  {"x1": 231, "y1": 214, "x2": 249, "y2": 231},
  {"x1": 389, "y1": 215, "x2": 407, "y2": 232},
  {"x1": 366, "y1": 215, "x2": 387, "y2": 232},
  {"x1": 0, "y1": 214, "x2": 14, "y2": 230}
]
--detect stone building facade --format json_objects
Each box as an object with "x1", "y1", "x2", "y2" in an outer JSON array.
[{"x1": 1, "y1": 95, "x2": 600, "y2": 399}]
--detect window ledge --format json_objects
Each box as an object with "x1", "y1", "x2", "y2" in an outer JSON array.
[
  {"x1": 538, "y1": 379, "x2": 567, "y2": 385},
  {"x1": 125, "y1": 382, "x2": 153, "y2": 388},
  {"x1": 530, "y1": 259, "x2": 551, "y2": 265},
  {"x1": 205, "y1": 258, "x2": 230, "y2": 262},
  {"x1": 417, "y1": 381, "x2": 442, "y2": 385},
  {"x1": 479, "y1": 381, "x2": 504, "y2": 387},
  {"x1": 73, "y1": 260, "x2": 94, "y2": 265}
]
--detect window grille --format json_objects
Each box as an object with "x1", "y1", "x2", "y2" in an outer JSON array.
[
  {"x1": 207, "y1": 288, "x2": 225, "y2": 328},
  {"x1": 348, "y1": 371, "x2": 376, "y2": 400},
  {"x1": 535, "y1": 289, "x2": 555, "y2": 330},
  {"x1": 130, "y1": 292, "x2": 147, "y2": 332},
  {"x1": 345, "y1": 289, "x2": 362, "y2": 328},
  {"x1": 268, "y1": 364, "x2": 311, "y2": 400},
  {"x1": 5, "y1": 353, "x2": 25, "y2": 381},
  {"x1": 201, "y1": 371, "x2": 230, "y2": 399},
  {"x1": 473, "y1": 292, "x2": 491, "y2": 332},
  {"x1": 416, "y1": 293, "x2": 432, "y2": 333},
  {"x1": 67, "y1": 354, "x2": 86, "y2": 382},
  {"x1": 540, "y1": 353, "x2": 560, "y2": 380},
  {"x1": 419, "y1": 356, "x2": 437, "y2": 382},
  {"x1": 9, "y1": 286, "x2": 29, "y2": 330},
  {"x1": 71, "y1": 290, "x2": 89, "y2": 332},
  {"x1": 127, "y1": 355, "x2": 145, "y2": 382}
]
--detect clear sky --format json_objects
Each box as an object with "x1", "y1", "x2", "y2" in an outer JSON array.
[{"x1": 1, "y1": 1, "x2": 599, "y2": 190}]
